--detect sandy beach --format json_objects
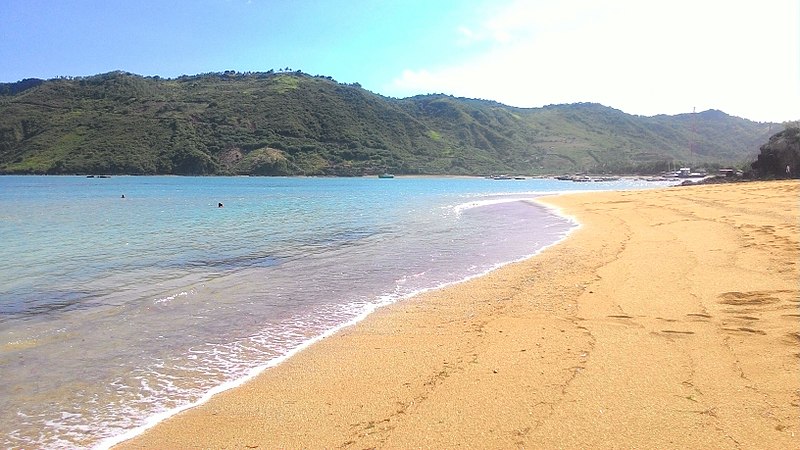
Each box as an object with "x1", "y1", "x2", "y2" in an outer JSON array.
[{"x1": 115, "y1": 180, "x2": 799, "y2": 449}]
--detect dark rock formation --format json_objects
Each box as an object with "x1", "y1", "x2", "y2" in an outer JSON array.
[{"x1": 750, "y1": 126, "x2": 800, "y2": 178}]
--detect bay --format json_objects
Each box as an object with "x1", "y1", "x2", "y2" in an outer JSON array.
[{"x1": 0, "y1": 175, "x2": 675, "y2": 448}]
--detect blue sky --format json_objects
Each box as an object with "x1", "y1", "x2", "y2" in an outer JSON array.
[{"x1": 2, "y1": 0, "x2": 798, "y2": 122}]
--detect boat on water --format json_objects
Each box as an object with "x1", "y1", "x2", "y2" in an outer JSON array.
[{"x1": 378, "y1": 173, "x2": 395, "y2": 179}]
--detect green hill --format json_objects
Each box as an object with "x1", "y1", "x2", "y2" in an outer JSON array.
[{"x1": 0, "y1": 70, "x2": 779, "y2": 176}]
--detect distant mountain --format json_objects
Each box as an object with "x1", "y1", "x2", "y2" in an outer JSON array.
[{"x1": 0, "y1": 71, "x2": 780, "y2": 176}]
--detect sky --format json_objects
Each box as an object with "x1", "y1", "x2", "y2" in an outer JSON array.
[{"x1": 1, "y1": 0, "x2": 798, "y2": 123}]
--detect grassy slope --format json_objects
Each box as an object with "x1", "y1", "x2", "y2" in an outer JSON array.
[{"x1": 0, "y1": 71, "x2": 778, "y2": 175}]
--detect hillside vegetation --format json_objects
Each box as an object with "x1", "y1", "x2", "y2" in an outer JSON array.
[{"x1": 0, "y1": 71, "x2": 780, "y2": 176}]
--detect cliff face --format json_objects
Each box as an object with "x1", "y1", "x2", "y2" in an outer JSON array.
[{"x1": 750, "y1": 126, "x2": 800, "y2": 178}]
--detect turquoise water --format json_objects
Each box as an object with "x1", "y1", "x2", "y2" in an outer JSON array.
[{"x1": 0, "y1": 175, "x2": 676, "y2": 448}]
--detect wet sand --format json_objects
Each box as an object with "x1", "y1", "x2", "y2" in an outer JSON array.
[{"x1": 116, "y1": 180, "x2": 799, "y2": 449}]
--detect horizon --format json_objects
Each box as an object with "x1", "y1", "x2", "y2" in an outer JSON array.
[{"x1": 2, "y1": 0, "x2": 798, "y2": 123}]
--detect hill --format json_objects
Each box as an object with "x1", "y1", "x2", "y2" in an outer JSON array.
[{"x1": 0, "y1": 71, "x2": 780, "y2": 176}]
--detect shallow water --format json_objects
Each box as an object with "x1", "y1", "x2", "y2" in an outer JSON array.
[{"x1": 0, "y1": 175, "x2": 676, "y2": 448}]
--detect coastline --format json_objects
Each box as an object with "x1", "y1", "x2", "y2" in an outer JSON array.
[
  {"x1": 113, "y1": 180, "x2": 799, "y2": 449},
  {"x1": 98, "y1": 216, "x2": 577, "y2": 450}
]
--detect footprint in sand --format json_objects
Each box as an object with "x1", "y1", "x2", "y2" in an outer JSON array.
[
  {"x1": 718, "y1": 291, "x2": 780, "y2": 306},
  {"x1": 686, "y1": 313, "x2": 711, "y2": 320},
  {"x1": 721, "y1": 327, "x2": 767, "y2": 335}
]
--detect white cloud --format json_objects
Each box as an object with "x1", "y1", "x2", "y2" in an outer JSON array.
[
  {"x1": 457, "y1": 26, "x2": 479, "y2": 44},
  {"x1": 390, "y1": 0, "x2": 799, "y2": 122}
]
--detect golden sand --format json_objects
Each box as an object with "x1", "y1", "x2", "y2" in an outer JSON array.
[{"x1": 116, "y1": 180, "x2": 799, "y2": 449}]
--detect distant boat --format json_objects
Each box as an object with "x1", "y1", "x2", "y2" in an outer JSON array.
[{"x1": 378, "y1": 173, "x2": 394, "y2": 179}]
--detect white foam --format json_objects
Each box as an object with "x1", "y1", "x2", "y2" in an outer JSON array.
[
  {"x1": 152, "y1": 290, "x2": 191, "y2": 305},
  {"x1": 96, "y1": 194, "x2": 583, "y2": 450},
  {"x1": 448, "y1": 188, "x2": 608, "y2": 217},
  {"x1": 94, "y1": 299, "x2": 391, "y2": 449}
]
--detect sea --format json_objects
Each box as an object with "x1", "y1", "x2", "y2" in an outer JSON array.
[{"x1": 0, "y1": 175, "x2": 677, "y2": 448}]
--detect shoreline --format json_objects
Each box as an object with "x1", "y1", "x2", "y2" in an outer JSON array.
[
  {"x1": 114, "y1": 180, "x2": 799, "y2": 449},
  {"x1": 99, "y1": 194, "x2": 580, "y2": 449}
]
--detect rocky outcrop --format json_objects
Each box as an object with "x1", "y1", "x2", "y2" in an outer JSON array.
[{"x1": 750, "y1": 125, "x2": 800, "y2": 178}]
